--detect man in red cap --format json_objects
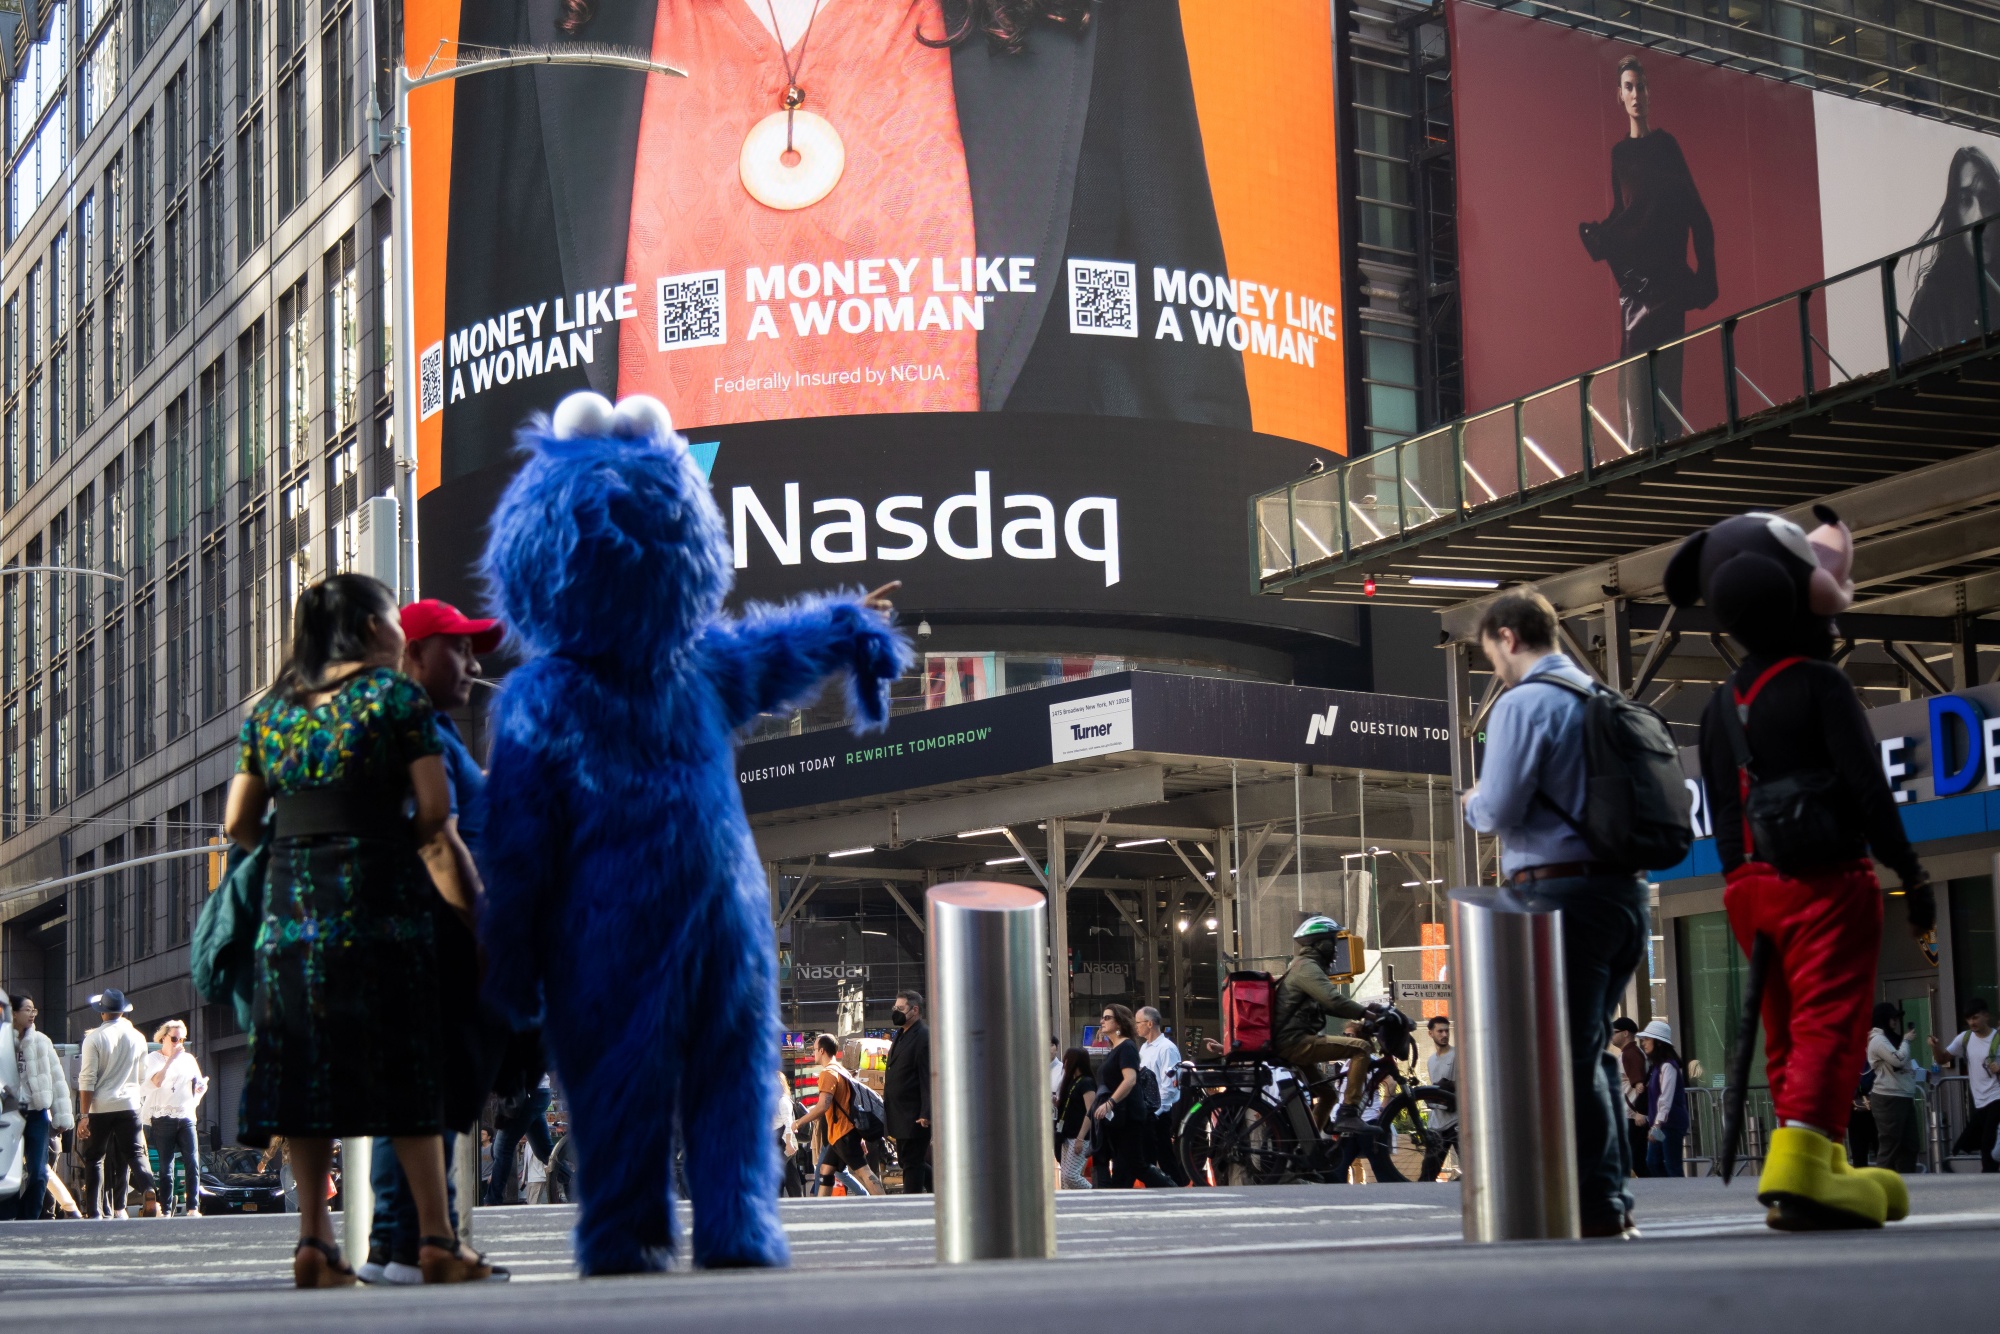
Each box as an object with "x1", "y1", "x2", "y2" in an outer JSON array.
[{"x1": 360, "y1": 599, "x2": 509, "y2": 1286}]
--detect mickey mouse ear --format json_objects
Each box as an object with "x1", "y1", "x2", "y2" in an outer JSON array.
[
  {"x1": 611, "y1": 394, "x2": 674, "y2": 442},
  {"x1": 551, "y1": 391, "x2": 617, "y2": 440},
  {"x1": 1664, "y1": 530, "x2": 1706, "y2": 607}
]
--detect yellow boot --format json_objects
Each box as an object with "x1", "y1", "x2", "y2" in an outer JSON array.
[
  {"x1": 1828, "y1": 1136, "x2": 1909, "y2": 1222},
  {"x1": 1757, "y1": 1126, "x2": 1887, "y2": 1230}
]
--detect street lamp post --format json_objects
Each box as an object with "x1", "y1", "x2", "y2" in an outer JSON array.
[{"x1": 388, "y1": 41, "x2": 686, "y2": 605}]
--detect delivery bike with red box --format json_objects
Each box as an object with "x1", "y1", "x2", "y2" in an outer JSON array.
[{"x1": 1175, "y1": 961, "x2": 1453, "y2": 1185}]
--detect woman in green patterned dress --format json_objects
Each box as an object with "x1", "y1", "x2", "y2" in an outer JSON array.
[{"x1": 225, "y1": 574, "x2": 491, "y2": 1287}]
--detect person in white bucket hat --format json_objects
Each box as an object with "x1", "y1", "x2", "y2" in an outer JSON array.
[{"x1": 1636, "y1": 1020, "x2": 1690, "y2": 1179}]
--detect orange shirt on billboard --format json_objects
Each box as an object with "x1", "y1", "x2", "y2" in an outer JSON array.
[{"x1": 622, "y1": 0, "x2": 979, "y2": 426}]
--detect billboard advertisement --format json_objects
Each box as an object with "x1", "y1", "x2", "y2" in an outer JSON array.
[
  {"x1": 402, "y1": 0, "x2": 1351, "y2": 632},
  {"x1": 1451, "y1": 1, "x2": 2000, "y2": 418}
]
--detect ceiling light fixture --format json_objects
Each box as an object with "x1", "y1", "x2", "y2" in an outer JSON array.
[
  {"x1": 986, "y1": 855, "x2": 1026, "y2": 866},
  {"x1": 1408, "y1": 576, "x2": 1501, "y2": 589},
  {"x1": 958, "y1": 827, "x2": 1007, "y2": 839},
  {"x1": 1114, "y1": 838, "x2": 1165, "y2": 848},
  {"x1": 1205, "y1": 917, "x2": 1219, "y2": 929},
  {"x1": 825, "y1": 847, "x2": 872, "y2": 858}
]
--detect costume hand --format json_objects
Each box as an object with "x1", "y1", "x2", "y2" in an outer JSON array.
[
  {"x1": 1903, "y1": 879, "x2": 1937, "y2": 937},
  {"x1": 863, "y1": 582, "x2": 901, "y2": 614}
]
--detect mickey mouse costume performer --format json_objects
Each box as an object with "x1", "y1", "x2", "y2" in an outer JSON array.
[{"x1": 1667, "y1": 506, "x2": 1933, "y2": 1230}]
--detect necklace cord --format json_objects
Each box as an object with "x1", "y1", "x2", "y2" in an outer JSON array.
[{"x1": 764, "y1": 0, "x2": 826, "y2": 154}]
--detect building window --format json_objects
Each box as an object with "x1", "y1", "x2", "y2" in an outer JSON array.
[
  {"x1": 101, "y1": 453, "x2": 125, "y2": 779},
  {"x1": 325, "y1": 232, "x2": 359, "y2": 436},
  {"x1": 237, "y1": 319, "x2": 267, "y2": 489},
  {"x1": 130, "y1": 115, "x2": 157, "y2": 374},
  {"x1": 199, "y1": 357, "x2": 226, "y2": 525},
  {"x1": 200, "y1": 535, "x2": 227, "y2": 719},
  {"x1": 236, "y1": 0, "x2": 267, "y2": 262},
  {"x1": 166, "y1": 392, "x2": 191, "y2": 540},
  {"x1": 75, "y1": 192, "x2": 97, "y2": 436},
  {"x1": 198, "y1": 22, "x2": 228, "y2": 304},
  {"x1": 275, "y1": 0, "x2": 308, "y2": 220},
  {"x1": 278, "y1": 280, "x2": 309, "y2": 472},
  {"x1": 165, "y1": 562, "x2": 190, "y2": 741},
  {"x1": 164, "y1": 67, "x2": 191, "y2": 336},
  {"x1": 102, "y1": 152, "x2": 127, "y2": 408},
  {"x1": 7, "y1": 8, "x2": 70, "y2": 241},
  {"x1": 239, "y1": 505, "x2": 269, "y2": 691},
  {"x1": 321, "y1": 1, "x2": 355, "y2": 175},
  {"x1": 135, "y1": 0, "x2": 176, "y2": 62}
]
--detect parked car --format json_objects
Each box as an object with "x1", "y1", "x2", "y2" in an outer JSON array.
[{"x1": 196, "y1": 1147, "x2": 286, "y2": 1215}]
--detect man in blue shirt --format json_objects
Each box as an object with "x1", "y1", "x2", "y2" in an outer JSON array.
[
  {"x1": 362, "y1": 599, "x2": 504, "y2": 1283},
  {"x1": 1463, "y1": 590, "x2": 1649, "y2": 1239}
]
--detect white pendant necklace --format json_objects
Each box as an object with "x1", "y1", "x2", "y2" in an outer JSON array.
[{"x1": 739, "y1": 0, "x2": 844, "y2": 211}]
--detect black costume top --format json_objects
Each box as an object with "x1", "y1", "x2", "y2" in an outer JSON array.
[
  {"x1": 1696, "y1": 654, "x2": 1921, "y2": 884},
  {"x1": 1585, "y1": 129, "x2": 1717, "y2": 311}
]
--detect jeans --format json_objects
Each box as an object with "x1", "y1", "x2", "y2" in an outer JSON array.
[
  {"x1": 13, "y1": 1109, "x2": 51, "y2": 1219},
  {"x1": 1525, "y1": 873, "x2": 1649, "y2": 1229},
  {"x1": 370, "y1": 1135, "x2": 459, "y2": 1261},
  {"x1": 148, "y1": 1117, "x2": 199, "y2": 1212},
  {"x1": 1149, "y1": 1109, "x2": 1188, "y2": 1186},
  {"x1": 892, "y1": 1131, "x2": 931, "y2": 1194},
  {"x1": 79, "y1": 1110, "x2": 155, "y2": 1215},
  {"x1": 1419, "y1": 1122, "x2": 1459, "y2": 1183},
  {"x1": 1955, "y1": 1099, "x2": 2000, "y2": 1173},
  {"x1": 1871, "y1": 1095, "x2": 1919, "y2": 1173},
  {"x1": 484, "y1": 1086, "x2": 554, "y2": 1206},
  {"x1": 1645, "y1": 1128, "x2": 1686, "y2": 1179}
]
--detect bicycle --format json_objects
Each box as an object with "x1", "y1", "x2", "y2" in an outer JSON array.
[{"x1": 1175, "y1": 1005, "x2": 1454, "y2": 1186}]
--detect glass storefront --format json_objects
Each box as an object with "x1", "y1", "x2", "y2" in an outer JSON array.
[{"x1": 1675, "y1": 910, "x2": 1762, "y2": 1090}]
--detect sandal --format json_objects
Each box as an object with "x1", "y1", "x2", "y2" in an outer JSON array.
[
  {"x1": 418, "y1": 1233, "x2": 498, "y2": 1284},
  {"x1": 294, "y1": 1236, "x2": 359, "y2": 1289}
]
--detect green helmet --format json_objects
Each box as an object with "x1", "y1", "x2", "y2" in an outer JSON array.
[{"x1": 1293, "y1": 915, "x2": 1342, "y2": 940}]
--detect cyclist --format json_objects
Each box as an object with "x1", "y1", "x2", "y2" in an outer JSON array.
[{"x1": 1273, "y1": 916, "x2": 1375, "y2": 1136}]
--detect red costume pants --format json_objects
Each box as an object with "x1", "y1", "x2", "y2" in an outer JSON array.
[{"x1": 1724, "y1": 860, "x2": 1883, "y2": 1140}]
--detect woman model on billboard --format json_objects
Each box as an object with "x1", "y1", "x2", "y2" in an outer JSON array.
[
  {"x1": 440, "y1": 0, "x2": 1250, "y2": 483},
  {"x1": 1902, "y1": 145, "x2": 2000, "y2": 359},
  {"x1": 1578, "y1": 55, "x2": 1716, "y2": 451}
]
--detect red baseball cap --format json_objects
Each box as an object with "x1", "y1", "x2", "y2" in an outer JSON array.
[{"x1": 400, "y1": 599, "x2": 503, "y2": 653}]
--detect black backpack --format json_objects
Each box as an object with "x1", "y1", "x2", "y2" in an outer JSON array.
[
  {"x1": 1133, "y1": 1066, "x2": 1161, "y2": 1117},
  {"x1": 1528, "y1": 676, "x2": 1695, "y2": 872},
  {"x1": 837, "y1": 1069, "x2": 887, "y2": 1140}
]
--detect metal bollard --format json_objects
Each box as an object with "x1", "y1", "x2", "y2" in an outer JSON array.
[
  {"x1": 1449, "y1": 886, "x2": 1579, "y2": 1242},
  {"x1": 455, "y1": 1131, "x2": 479, "y2": 1242},
  {"x1": 928, "y1": 881, "x2": 1056, "y2": 1262},
  {"x1": 340, "y1": 1137, "x2": 373, "y2": 1263}
]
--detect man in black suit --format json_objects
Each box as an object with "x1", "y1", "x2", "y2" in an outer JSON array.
[{"x1": 883, "y1": 990, "x2": 933, "y2": 1195}]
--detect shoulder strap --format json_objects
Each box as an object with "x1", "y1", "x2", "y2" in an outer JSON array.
[{"x1": 1719, "y1": 657, "x2": 1806, "y2": 860}]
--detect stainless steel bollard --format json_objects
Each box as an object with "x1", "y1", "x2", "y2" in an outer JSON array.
[
  {"x1": 455, "y1": 1131, "x2": 479, "y2": 1242},
  {"x1": 928, "y1": 881, "x2": 1055, "y2": 1262},
  {"x1": 1449, "y1": 886, "x2": 1579, "y2": 1242},
  {"x1": 340, "y1": 1137, "x2": 373, "y2": 1262}
]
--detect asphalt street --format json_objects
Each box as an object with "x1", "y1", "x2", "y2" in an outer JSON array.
[{"x1": 2, "y1": 1176, "x2": 1995, "y2": 1332}]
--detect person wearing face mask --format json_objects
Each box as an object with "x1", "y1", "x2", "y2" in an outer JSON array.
[{"x1": 882, "y1": 991, "x2": 932, "y2": 1195}]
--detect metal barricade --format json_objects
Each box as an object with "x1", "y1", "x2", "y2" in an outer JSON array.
[{"x1": 1683, "y1": 1085, "x2": 1774, "y2": 1178}]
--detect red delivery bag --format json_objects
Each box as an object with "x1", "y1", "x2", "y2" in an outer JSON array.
[{"x1": 1221, "y1": 971, "x2": 1275, "y2": 1054}]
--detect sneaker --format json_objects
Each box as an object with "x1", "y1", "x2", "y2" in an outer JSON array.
[
  {"x1": 1328, "y1": 1107, "x2": 1371, "y2": 1136},
  {"x1": 113, "y1": 1209, "x2": 131, "y2": 1220},
  {"x1": 358, "y1": 1246, "x2": 392, "y2": 1285},
  {"x1": 381, "y1": 1260, "x2": 426, "y2": 1286}
]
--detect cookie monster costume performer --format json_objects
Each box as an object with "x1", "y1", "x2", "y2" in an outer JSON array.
[
  {"x1": 1667, "y1": 505, "x2": 1933, "y2": 1231},
  {"x1": 476, "y1": 390, "x2": 911, "y2": 1274}
]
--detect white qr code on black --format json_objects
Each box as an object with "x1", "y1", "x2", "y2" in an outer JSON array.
[
  {"x1": 1066, "y1": 259, "x2": 1138, "y2": 338},
  {"x1": 657, "y1": 270, "x2": 728, "y2": 351},
  {"x1": 419, "y1": 341, "x2": 445, "y2": 421}
]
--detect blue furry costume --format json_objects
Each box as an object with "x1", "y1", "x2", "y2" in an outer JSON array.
[{"x1": 477, "y1": 392, "x2": 909, "y2": 1275}]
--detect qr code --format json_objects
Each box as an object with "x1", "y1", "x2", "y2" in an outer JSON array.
[
  {"x1": 1067, "y1": 258, "x2": 1138, "y2": 338},
  {"x1": 657, "y1": 270, "x2": 727, "y2": 351},
  {"x1": 419, "y1": 341, "x2": 445, "y2": 421}
]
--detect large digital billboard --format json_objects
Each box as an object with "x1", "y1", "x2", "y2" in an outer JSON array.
[
  {"x1": 1451, "y1": 1, "x2": 2000, "y2": 416},
  {"x1": 402, "y1": 0, "x2": 1351, "y2": 633}
]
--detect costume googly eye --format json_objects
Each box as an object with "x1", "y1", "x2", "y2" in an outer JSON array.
[
  {"x1": 552, "y1": 391, "x2": 617, "y2": 440},
  {"x1": 611, "y1": 394, "x2": 673, "y2": 442}
]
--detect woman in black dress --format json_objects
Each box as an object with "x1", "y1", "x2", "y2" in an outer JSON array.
[
  {"x1": 1089, "y1": 1004, "x2": 1174, "y2": 1189},
  {"x1": 225, "y1": 574, "x2": 490, "y2": 1287}
]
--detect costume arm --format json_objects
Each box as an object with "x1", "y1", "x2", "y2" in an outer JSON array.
[
  {"x1": 478, "y1": 724, "x2": 566, "y2": 1028},
  {"x1": 1820, "y1": 670, "x2": 1924, "y2": 887},
  {"x1": 1698, "y1": 689, "x2": 1747, "y2": 874},
  {"x1": 701, "y1": 592, "x2": 912, "y2": 734}
]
